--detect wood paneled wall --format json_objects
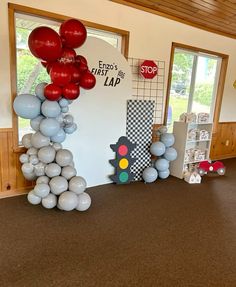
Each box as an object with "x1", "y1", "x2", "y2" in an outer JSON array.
[
  {"x1": 210, "y1": 122, "x2": 236, "y2": 160},
  {"x1": 0, "y1": 129, "x2": 34, "y2": 198}
]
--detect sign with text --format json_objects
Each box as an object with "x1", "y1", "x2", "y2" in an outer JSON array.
[{"x1": 140, "y1": 60, "x2": 158, "y2": 79}]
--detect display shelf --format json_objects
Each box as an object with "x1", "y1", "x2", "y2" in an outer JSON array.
[{"x1": 170, "y1": 121, "x2": 212, "y2": 179}]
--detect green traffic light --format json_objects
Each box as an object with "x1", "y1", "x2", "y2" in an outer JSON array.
[{"x1": 119, "y1": 171, "x2": 129, "y2": 183}]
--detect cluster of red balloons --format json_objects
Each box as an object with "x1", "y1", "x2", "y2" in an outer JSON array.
[{"x1": 28, "y1": 19, "x2": 96, "y2": 101}]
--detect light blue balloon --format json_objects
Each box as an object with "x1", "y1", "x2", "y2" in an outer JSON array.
[
  {"x1": 30, "y1": 115, "x2": 45, "y2": 131},
  {"x1": 164, "y1": 147, "x2": 177, "y2": 161},
  {"x1": 159, "y1": 169, "x2": 170, "y2": 179},
  {"x1": 142, "y1": 167, "x2": 158, "y2": 183},
  {"x1": 59, "y1": 98, "x2": 69, "y2": 107},
  {"x1": 40, "y1": 118, "x2": 60, "y2": 137},
  {"x1": 41, "y1": 100, "x2": 61, "y2": 118},
  {"x1": 51, "y1": 128, "x2": 66, "y2": 143},
  {"x1": 155, "y1": 158, "x2": 169, "y2": 172},
  {"x1": 13, "y1": 94, "x2": 41, "y2": 119},
  {"x1": 160, "y1": 133, "x2": 175, "y2": 147},
  {"x1": 150, "y1": 141, "x2": 166, "y2": 156},
  {"x1": 35, "y1": 82, "x2": 47, "y2": 101},
  {"x1": 64, "y1": 123, "x2": 77, "y2": 134}
]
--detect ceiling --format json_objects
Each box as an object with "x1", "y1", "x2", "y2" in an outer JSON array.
[{"x1": 111, "y1": 0, "x2": 236, "y2": 39}]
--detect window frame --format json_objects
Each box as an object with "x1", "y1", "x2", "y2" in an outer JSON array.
[
  {"x1": 8, "y1": 3, "x2": 130, "y2": 152},
  {"x1": 164, "y1": 42, "x2": 228, "y2": 133}
]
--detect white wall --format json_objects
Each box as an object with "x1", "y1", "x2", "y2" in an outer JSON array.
[{"x1": 1, "y1": 0, "x2": 236, "y2": 127}]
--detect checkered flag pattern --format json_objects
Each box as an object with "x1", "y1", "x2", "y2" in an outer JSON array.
[{"x1": 126, "y1": 100, "x2": 155, "y2": 180}]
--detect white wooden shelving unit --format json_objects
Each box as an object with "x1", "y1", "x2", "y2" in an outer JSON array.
[{"x1": 170, "y1": 121, "x2": 213, "y2": 179}]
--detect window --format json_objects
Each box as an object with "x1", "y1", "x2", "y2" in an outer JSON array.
[
  {"x1": 9, "y1": 4, "x2": 129, "y2": 149},
  {"x1": 165, "y1": 43, "x2": 228, "y2": 132}
]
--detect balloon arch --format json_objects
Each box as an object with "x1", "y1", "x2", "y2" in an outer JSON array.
[{"x1": 13, "y1": 19, "x2": 96, "y2": 212}]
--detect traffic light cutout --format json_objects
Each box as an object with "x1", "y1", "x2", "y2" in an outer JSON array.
[{"x1": 109, "y1": 136, "x2": 136, "y2": 184}]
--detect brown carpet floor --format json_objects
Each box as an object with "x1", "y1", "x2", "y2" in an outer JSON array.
[{"x1": 1, "y1": 159, "x2": 236, "y2": 287}]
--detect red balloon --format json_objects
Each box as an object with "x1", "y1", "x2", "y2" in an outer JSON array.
[
  {"x1": 75, "y1": 55, "x2": 87, "y2": 66},
  {"x1": 63, "y1": 83, "x2": 80, "y2": 100},
  {"x1": 59, "y1": 19, "x2": 87, "y2": 48},
  {"x1": 59, "y1": 47, "x2": 76, "y2": 63},
  {"x1": 80, "y1": 71, "x2": 96, "y2": 90},
  {"x1": 68, "y1": 64, "x2": 82, "y2": 83},
  {"x1": 41, "y1": 61, "x2": 48, "y2": 68},
  {"x1": 50, "y1": 62, "x2": 72, "y2": 86},
  {"x1": 46, "y1": 62, "x2": 54, "y2": 74},
  {"x1": 44, "y1": 83, "x2": 62, "y2": 101},
  {"x1": 28, "y1": 27, "x2": 62, "y2": 61}
]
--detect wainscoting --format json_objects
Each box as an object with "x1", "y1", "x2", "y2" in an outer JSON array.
[
  {"x1": 210, "y1": 122, "x2": 236, "y2": 160},
  {"x1": 0, "y1": 128, "x2": 34, "y2": 198}
]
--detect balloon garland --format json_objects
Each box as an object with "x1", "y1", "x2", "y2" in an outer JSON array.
[{"x1": 13, "y1": 19, "x2": 96, "y2": 211}]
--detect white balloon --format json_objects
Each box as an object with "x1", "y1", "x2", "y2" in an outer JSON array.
[
  {"x1": 22, "y1": 133, "x2": 33, "y2": 148},
  {"x1": 26, "y1": 147, "x2": 38, "y2": 156},
  {"x1": 38, "y1": 146, "x2": 56, "y2": 164},
  {"x1": 21, "y1": 162, "x2": 34, "y2": 174},
  {"x1": 61, "y1": 166, "x2": 77, "y2": 180},
  {"x1": 31, "y1": 131, "x2": 50, "y2": 149},
  {"x1": 49, "y1": 176, "x2": 68, "y2": 195},
  {"x1": 19, "y1": 153, "x2": 29, "y2": 164},
  {"x1": 23, "y1": 171, "x2": 37, "y2": 181},
  {"x1": 45, "y1": 163, "x2": 61, "y2": 178},
  {"x1": 76, "y1": 192, "x2": 91, "y2": 211},
  {"x1": 34, "y1": 162, "x2": 46, "y2": 176},
  {"x1": 36, "y1": 175, "x2": 50, "y2": 185},
  {"x1": 56, "y1": 149, "x2": 73, "y2": 167},
  {"x1": 29, "y1": 155, "x2": 39, "y2": 165},
  {"x1": 69, "y1": 176, "x2": 87, "y2": 194},
  {"x1": 34, "y1": 183, "x2": 50, "y2": 198},
  {"x1": 58, "y1": 191, "x2": 78, "y2": 211},
  {"x1": 42, "y1": 193, "x2": 57, "y2": 209},
  {"x1": 27, "y1": 190, "x2": 41, "y2": 205},
  {"x1": 53, "y1": 142, "x2": 62, "y2": 151}
]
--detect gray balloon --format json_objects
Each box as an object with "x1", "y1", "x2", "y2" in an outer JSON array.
[
  {"x1": 142, "y1": 167, "x2": 158, "y2": 183},
  {"x1": 69, "y1": 176, "x2": 87, "y2": 194},
  {"x1": 38, "y1": 146, "x2": 56, "y2": 164},
  {"x1": 13, "y1": 94, "x2": 41, "y2": 119},
  {"x1": 34, "y1": 183, "x2": 50, "y2": 198},
  {"x1": 50, "y1": 128, "x2": 66, "y2": 143},
  {"x1": 19, "y1": 153, "x2": 29, "y2": 164},
  {"x1": 59, "y1": 98, "x2": 69, "y2": 107},
  {"x1": 49, "y1": 176, "x2": 68, "y2": 195},
  {"x1": 45, "y1": 163, "x2": 61, "y2": 178},
  {"x1": 39, "y1": 118, "x2": 60, "y2": 137},
  {"x1": 58, "y1": 191, "x2": 78, "y2": 211},
  {"x1": 34, "y1": 161, "x2": 46, "y2": 176},
  {"x1": 27, "y1": 190, "x2": 41, "y2": 205},
  {"x1": 56, "y1": 149, "x2": 73, "y2": 167},
  {"x1": 159, "y1": 169, "x2": 170, "y2": 179},
  {"x1": 42, "y1": 193, "x2": 57, "y2": 209},
  {"x1": 31, "y1": 131, "x2": 50, "y2": 149},
  {"x1": 22, "y1": 133, "x2": 33, "y2": 148},
  {"x1": 21, "y1": 162, "x2": 34, "y2": 174},
  {"x1": 63, "y1": 115, "x2": 74, "y2": 125},
  {"x1": 76, "y1": 192, "x2": 91, "y2": 211},
  {"x1": 155, "y1": 158, "x2": 169, "y2": 172},
  {"x1": 61, "y1": 166, "x2": 77, "y2": 180},
  {"x1": 150, "y1": 141, "x2": 166, "y2": 156},
  {"x1": 41, "y1": 100, "x2": 61, "y2": 118},
  {"x1": 29, "y1": 155, "x2": 39, "y2": 165},
  {"x1": 64, "y1": 123, "x2": 77, "y2": 134},
  {"x1": 53, "y1": 142, "x2": 62, "y2": 151},
  {"x1": 163, "y1": 147, "x2": 177, "y2": 161},
  {"x1": 26, "y1": 147, "x2": 38, "y2": 156},
  {"x1": 36, "y1": 175, "x2": 50, "y2": 185},
  {"x1": 30, "y1": 115, "x2": 45, "y2": 131},
  {"x1": 35, "y1": 82, "x2": 47, "y2": 101}
]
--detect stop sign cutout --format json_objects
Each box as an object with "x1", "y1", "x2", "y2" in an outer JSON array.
[{"x1": 140, "y1": 60, "x2": 158, "y2": 79}]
